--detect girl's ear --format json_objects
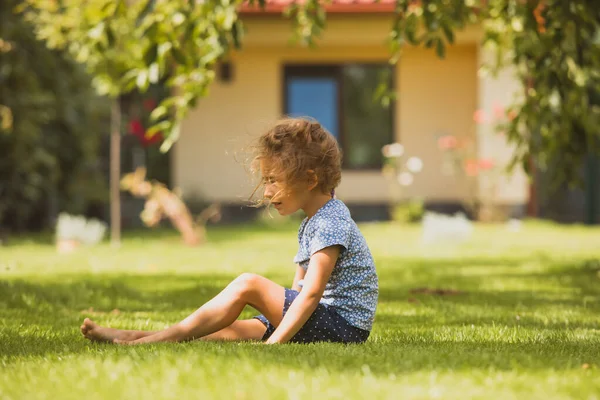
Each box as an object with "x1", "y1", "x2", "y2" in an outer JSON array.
[{"x1": 307, "y1": 170, "x2": 319, "y2": 191}]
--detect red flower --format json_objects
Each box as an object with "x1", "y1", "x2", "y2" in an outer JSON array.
[
  {"x1": 437, "y1": 135, "x2": 458, "y2": 150},
  {"x1": 129, "y1": 118, "x2": 162, "y2": 147},
  {"x1": 478, "y1": 159, "x2": 495, "y2": 170},
  {"x1": 492, "y1": 103, "x2": 505, "y2": 120},
  {"x1": 142, "y1": 130, "x2": 163, "y2": 147},
  {"x1": 464, "y1": 159, "x2": 479, "y2": 176},
  {"x1": 473, "y1": 109, "x2": 488, "y2": 124},
  {"x1": 128, "y1": 119, "x2": 144, "y2": 135}
]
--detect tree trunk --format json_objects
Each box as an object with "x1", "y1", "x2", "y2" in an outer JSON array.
[
  {"x1": 585, "y1": 152, "x2": 598, "y2": 225},
  {"x1": 110, "y1": 98, "x2": 121, "y2": 247}
]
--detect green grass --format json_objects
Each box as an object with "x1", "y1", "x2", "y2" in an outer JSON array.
[{"x1": 1, "y1": 220, "x2": 599, "y2": 399}]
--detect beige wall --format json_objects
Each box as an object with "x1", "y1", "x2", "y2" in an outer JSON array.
[
  {"x1": 174, "y1": 16, "x2": 496, "y2": 205},
  {"x1": 476, "y1": 47, "x2": 529, "y2": 205}
]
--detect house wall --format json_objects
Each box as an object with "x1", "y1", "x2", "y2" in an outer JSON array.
[
  {"x1": 174, "y1": 15, "x2": 526, "y2": 211},
  {"x1": 476, "y1": 47, "x2": 529, "y2": 210}
]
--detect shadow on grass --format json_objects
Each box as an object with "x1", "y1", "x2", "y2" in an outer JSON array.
[
  {"x1": 2, "y1": 328, "x2": 599, "y2": 375},
  {"x1": 379, "y1": 258, "x2": 600, "y2": 304},
  {"x1": 0, "y1": 273, "x2": 232, "y2": 312},
  {"x1": 1, "y1": 259, "x2": 599, "y2": 372}
]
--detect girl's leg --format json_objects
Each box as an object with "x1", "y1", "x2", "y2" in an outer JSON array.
[
  {"x1": 93, "y1": 273, "x2": 284, "y2": 345},
  {"x1": 81, "y1": 319, "x2": 157, "y2": 342},
  {"x1": 199, "y1": 319, "x2": 267, "y2": 341},
  {"x1": 81, "y1": 318, "x2": 266, "y2": 343}
]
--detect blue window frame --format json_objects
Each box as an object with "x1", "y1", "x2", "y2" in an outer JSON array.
[{"x1": 284, "y1": 64, "x2": 395, "y2": 170}]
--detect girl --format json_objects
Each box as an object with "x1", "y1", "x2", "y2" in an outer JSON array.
[{"x1": 80, "y1": 118, "x2": 379, "y2": 345}]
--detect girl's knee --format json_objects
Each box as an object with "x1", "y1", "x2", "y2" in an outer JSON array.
[{"x1": 230, "y1": 273, "x2": 261, "y2": 296}]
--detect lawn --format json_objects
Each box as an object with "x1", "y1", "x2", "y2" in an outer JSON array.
[{"x1": 1, "y1": 219, "x2": 599, "y2": 399}]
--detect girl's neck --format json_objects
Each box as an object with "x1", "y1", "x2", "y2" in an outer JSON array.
[{"x1": 302, "y1": 192, "x2": 334, "y2": 219}]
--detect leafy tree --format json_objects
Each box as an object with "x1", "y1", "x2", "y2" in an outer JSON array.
[
  {"x1": 21, "y1": 0, "x2": 276, "y2": 245},
  {"x1": 354, "y1": 0, "x2": 599, "y2": 187},
  {"x1": 385, "y1": 0, "x2": 599, "y2": 222},
  {"x1": 21, "y1": 0, "x2": 599, "y2": 228},
  {"x1": 0, "y1": 0, "x2": 109, "y2": 233}
]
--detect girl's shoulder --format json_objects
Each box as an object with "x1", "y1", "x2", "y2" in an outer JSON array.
[{"x1": 304, "y1": 200, "x2": 354, "y2": 232}]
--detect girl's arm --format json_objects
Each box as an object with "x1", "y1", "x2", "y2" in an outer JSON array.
[
  {"x1": 291, "y1": 264, "x2": 306, "y2": 292},
  {"x1": 265, "y1": 245, "x2": 340, "y2": 344}
]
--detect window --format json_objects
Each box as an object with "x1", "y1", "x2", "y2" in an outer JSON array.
[{"x1": 284, "y1": 64, "x2": 395, "y2": 169}]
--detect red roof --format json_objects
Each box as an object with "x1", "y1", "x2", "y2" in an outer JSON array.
[{"x1": 240, "y1": 0, "x2": 396, "y2": 14}]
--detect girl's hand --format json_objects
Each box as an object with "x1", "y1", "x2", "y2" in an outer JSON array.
[
  {"x1": 264, "y1": 338, "x2": 283, "y2": 345},
  {"x1": 261, "y1": 246, "x2": 340, "y2": 345}
]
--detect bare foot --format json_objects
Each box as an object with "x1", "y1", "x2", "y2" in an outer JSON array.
[
  {"x1": 113, "y1": 339, "x2": 133, "y2": 345},
  {"x1": 80, "y1": 318, "x2": 135, "y2": 343}
]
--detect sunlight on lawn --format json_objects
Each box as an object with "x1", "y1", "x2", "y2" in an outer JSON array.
[{"x1": 1, "y1": 220, "x2": 599, "y2": 399}]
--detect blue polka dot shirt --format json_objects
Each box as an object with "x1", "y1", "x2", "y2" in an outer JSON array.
[{"x1": 293, "y1": 198, "x2": 379, "y2": 332}]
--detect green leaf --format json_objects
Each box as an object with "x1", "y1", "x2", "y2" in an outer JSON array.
[
  {"x1": 223, "y1": 8, "x2": 237, "y2": 30},
  {"x1": 102, "y1": 2, "x2": 117, "y2": 16},
  {"x1": 158, "y1": 43, "x2": 172, "y2": 57},
  {"x1": 115, "y1": 0, "x2": 127, "y2": 16},
  {"x1": 442, "y1": 23, "x2": 455, "y2": 44},
  {"x1": 171, "y1": 47, "x2": 187, "y2": 65},
  {"x1": 88, "y1": 22, "x2": 105, "y2": 40},
  {"x1": 159, "y1": 96, "x2": 178, "y2": 109},
  {"x1": 148, "y1": 63, "x2": 159, "y2": 84},
  {"x1": 123, "y1": 78, "x2": 138, "y2": 93},
  {"x1": 435, "y1": 38, "x2": 446, "y2": 58},
  {"x1": 142, "y1": 20, "x2": 158, "y2": 37},
  {"x1": 120, "y1": 69, "x2": 140, "y2": 85},
  {"x1": 172, "y1": 12, "x2": 185, "y2": 26},
  {"x1": 106, "y1": 25, "x2": 115, "y2": 47},
  {"x1": 0, "y1": 105, "x2": 13, "y2": 132},
  {"x1": 136, "y1": 70, "x2": 149, "y2": 90},
  {"x1": 92, "y1": 75, "x2": 115, "y2": 96},
  {"x1": 150, "y1": 105, "x2": 168, "y2": 121},
  {"x1": 144, "y1": 44, "x2": 158, "y2": 66},
  {"x1": 160, "y1": 122, "x2": 181, "y2": 153},
  {"x1": 147, "y1": 120, "x2": 170, "y2": 136},
  {"x1": 136, "y1": 0, "x2": 155, "y2": 26},
  {"x1": 405, "y1": 14, "x2": 419, "y2": 45},
  {"x1": 232, "y1": 20, "x2": 243, "y2": 49}
]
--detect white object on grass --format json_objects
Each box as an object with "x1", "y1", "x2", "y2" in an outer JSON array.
[
  {"x1": 506, "y1": 218, "x2": 522, "y2": 232},
  {"x1": 421, "y1": 211, "x2": 473, "y2": 245},
  {"x1": 56, "y1": 213, "x2": 107, "y2": 246}
]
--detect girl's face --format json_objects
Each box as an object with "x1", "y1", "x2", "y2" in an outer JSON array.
[{"x1": 261, "y1": 160, "x2": 312, "y2": 216}]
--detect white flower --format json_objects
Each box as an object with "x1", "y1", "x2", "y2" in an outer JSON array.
[
  {"x1": 397, "y1": 172, "x2": 414, "y2": 186},
  {"x1": 406, "y1": 157, "x2": 423, "y2": 173},
  {"x1": 549, "y1": 91, "x2": 561, "y2": 109},
  {"x1": 382, "y1": 143, "x2": 404, "y2": 158},
  {"x1": 381, "y1": 145, "x2": 391, "y2": 157}
]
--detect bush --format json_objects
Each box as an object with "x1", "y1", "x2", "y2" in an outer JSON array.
[
  {"x1": 391, "y1": 199, "x2": 425, "y2": 223},
  {"x1": 0, "y1": 2, "x2": 109, "y2": 232}
]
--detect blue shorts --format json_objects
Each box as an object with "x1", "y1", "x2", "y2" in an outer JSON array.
[{"x1": 253, "y1": 288, "x2": 370, "y2": 344}]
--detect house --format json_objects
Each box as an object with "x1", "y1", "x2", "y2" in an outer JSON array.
[{"x1": 172, "y1": 0, "x2": 530, "y2": 222}]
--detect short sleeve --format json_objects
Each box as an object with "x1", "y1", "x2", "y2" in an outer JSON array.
[{"x1": 309, "y1": 217, "x2": 351, "y2": 256}]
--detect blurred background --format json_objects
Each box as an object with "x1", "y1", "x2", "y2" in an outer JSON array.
[{"x1": 1, "y1": 0, "x2": 598, "y2": 244}]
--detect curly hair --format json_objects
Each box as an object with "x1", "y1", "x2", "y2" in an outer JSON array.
[{"x1": 250, "y1": 117, "x2": 342, "y2": 203}]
